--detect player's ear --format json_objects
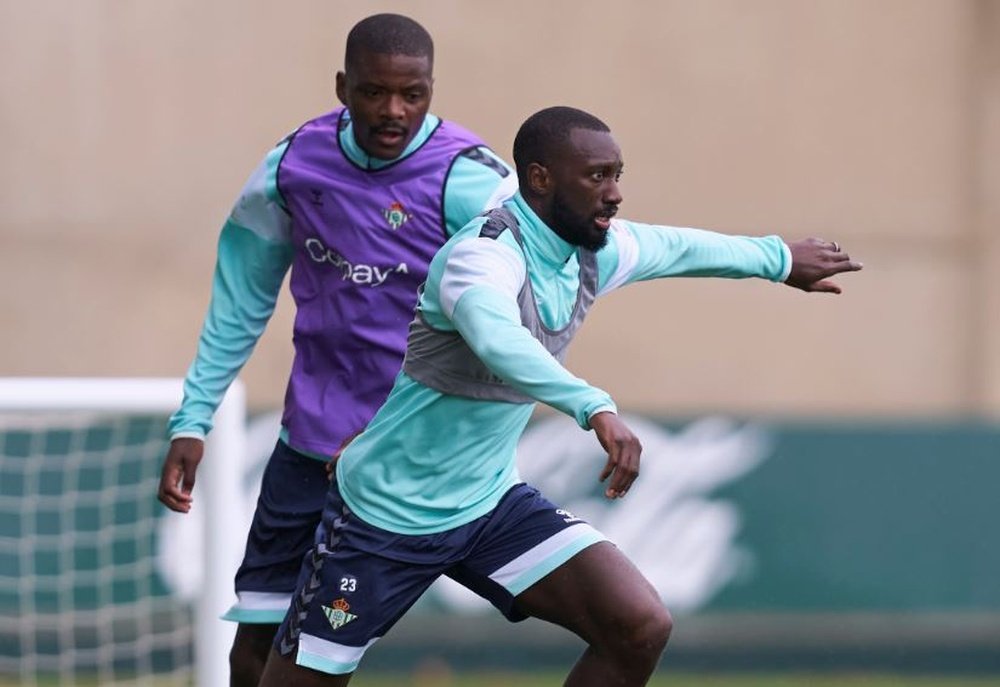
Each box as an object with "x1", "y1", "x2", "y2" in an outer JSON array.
[
  {"x1": 526, "y1": 162, "x2": 551, "y2": 197},
  {"x1": 335, "y1": 71, "x2": 348, "y2": 106}
]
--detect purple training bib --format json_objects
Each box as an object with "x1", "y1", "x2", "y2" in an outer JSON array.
[{"x1": 276, "y1": 107, "x2": 484, "y2": 454}]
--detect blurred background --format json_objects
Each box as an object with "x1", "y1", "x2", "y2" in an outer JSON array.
[{"x1": 1, "y1": 0, "x2": 998, "y2": 685}]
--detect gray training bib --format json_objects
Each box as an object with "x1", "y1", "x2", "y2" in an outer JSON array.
[{"x1": 402, "y1": 207, "x2": 598, "y2": 403}]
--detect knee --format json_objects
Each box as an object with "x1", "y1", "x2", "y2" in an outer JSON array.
[
  {"x1": 630, "y1": 600, "x2": 672, "y2": 657},
  {"x1": 605, "y1": 598, "x2": 672, "y2": 665},
  {"x1": 594, "y1": 596, "x2": 673, "y2": 669}
]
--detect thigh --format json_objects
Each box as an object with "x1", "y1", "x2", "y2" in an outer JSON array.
[
  {"x1": 235, "y1": 441, "x2": 330, "y2": 594},
  {"x1": 449, "y1": 484, "x2": 607, "y2": 620},
  {"x1": 513, "y1": 540, "x2": 662, "y2": 644},
  {"x1": 274, "y1": 483, "x2": 446, "y2": 676},
  {"x1": 260, "y1": 646, "x2": 351, "y2": 687}
]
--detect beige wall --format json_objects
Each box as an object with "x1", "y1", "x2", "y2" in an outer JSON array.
[{"x1": 1, "y1": 0, "x2": 997, "y2": 418}]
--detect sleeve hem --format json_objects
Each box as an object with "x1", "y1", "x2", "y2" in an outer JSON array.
[
  {"x1": 582, "y1": 403, "x2": 618, "y2": 429},
  {"x1": 777, "y1": 241, "x2": 793, "y2": 282},
  {"x1": 169, "y1": 430, "x2": 206, "y2": 442}
]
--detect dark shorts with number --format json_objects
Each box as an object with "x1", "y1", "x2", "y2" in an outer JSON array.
[
  {"x1": 274, "y1": 478, "x2": 606, "y2": 675},
  {"x1": 222, "y1": 440, "x2": 329, "y2": 624}
]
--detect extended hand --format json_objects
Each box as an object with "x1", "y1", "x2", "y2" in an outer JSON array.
[
  {"x1": 157, "y1": 437, "x2": 204, "y2": 513},
  {"x1": 590, "y1": 411, "x2": 642, "y2": 499},
  {"x1": 785, "y1": 238, "x2": 863, "y2": 294}
]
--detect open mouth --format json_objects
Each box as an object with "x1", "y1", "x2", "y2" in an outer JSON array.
[
  {"x1": 594, "y1": 209, "x2": 617, "y2": 230},
  {"x1": 374, "y1": 128, "x2": 407, "y2": 146}
]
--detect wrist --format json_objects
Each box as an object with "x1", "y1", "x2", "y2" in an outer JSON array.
[
  {"x1": 169, "y1": 431, "x2": 205, "y2": 443},
  {"x1": 777, "y1": 240, "x2": 793, "y2": 283},
  {"x1": 586, "y1": 405, "x2": 618, "y2": 429}
]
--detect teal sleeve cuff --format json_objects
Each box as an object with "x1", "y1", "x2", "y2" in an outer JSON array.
[
  {"x1": 776, "y1": 240, "x2": 793, "y2": 282},
  {"x1": 584, "y1": 404, "x2": 618, "y2": 430},
  {"x1": 169, "y1": 430, "x2": 206, "y2": 442}
]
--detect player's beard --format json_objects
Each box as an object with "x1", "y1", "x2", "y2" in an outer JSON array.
[{"x1": 550, "y1": 191, "x2": 611, "y2": 252}]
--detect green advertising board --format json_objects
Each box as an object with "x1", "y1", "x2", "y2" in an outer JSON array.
[
  {"x1": 2, "y1": 413, "x2": 998, "y2": 674},
  {"x1": 710, "y1": 422, "x2": 1000, "y2": 611}
]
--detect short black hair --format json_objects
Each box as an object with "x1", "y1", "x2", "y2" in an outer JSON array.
[
  {"x1": 513, "y1": 107, "x2": 610, "y2": 187},
  {"x1": 345, "y1": 14, "x2": 434, "y2": 71}
]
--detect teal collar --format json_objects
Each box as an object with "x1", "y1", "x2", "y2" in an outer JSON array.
[
  {"x1": 338, "y1": 112, "x2": 441, "y2": 170},
  {"x1": 510, "y1": 192, "x2": 577, "y2": 268}
]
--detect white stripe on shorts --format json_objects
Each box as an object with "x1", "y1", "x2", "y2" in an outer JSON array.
[
  {"x1": 489, "y1": 522, "x2": 606, "y2": 596},
  {"x1": 229, "y1": 592, "x2": 292, "y2": 613},
  {"x1": 231, "y1": 591, "x2": 291, "y2": 611},
  {"x1": 297, "y1": 633, "x2": 380, "y2": 675},
  {"x1": 222, "y1": 591, "x2": 293, "y2": 623}
]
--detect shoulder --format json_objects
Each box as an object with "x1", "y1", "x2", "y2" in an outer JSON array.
[
  {"x1": 477, "y1": 206, "x2": 520, "y2": 240},
  {"x1": 437, "y1": 118, "x2": 485, "y2": 146},
  {"x1": 449, "y1": 145, "x2": 513, "y2": 180},
  {"x1": 440, "y1": 216, "x2": 523, "y2": 266},
  {"x1": 435, "y1": 221, "x2": 526, "y2": 308},
  {"x1": 441, "y1": 147, "x2": 517, "y2": 234},
  {"x1": 276, "y1": 108, "x2": 346, "y2": 154},
  {"x1": 593, "y1": 220, "x2": 637, "y2": 294},
  {"x1": 433, "y1": 118, "x2": 512, "y2": 178}
]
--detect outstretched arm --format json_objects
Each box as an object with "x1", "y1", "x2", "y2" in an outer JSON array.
[
  {"x1": 595, "y1": 221, "x2": 791, "y2": 295},
  {"x1": 784, "y1": 238, "x2": 863, "y2": 294},
  {"x1": 596, "y1": 221, "x2": 862, "y2": 295}
]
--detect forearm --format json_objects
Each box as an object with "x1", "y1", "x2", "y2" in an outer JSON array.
[
  {"x1": 600, "y1": 221, "x2": 791, "y2": 293},
  {"x1": 168, "y1": 221, "x2": 292, "y2": 438},
  {"x1": 451, "y1": 287, "x2": 615, "y2": 428}
]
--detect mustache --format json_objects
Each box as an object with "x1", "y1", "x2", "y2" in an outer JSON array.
[
  {"x1": 596, "y1": 206, "x2": 619, "y2": 219},
  {"x1": 373, "y1": 124, "x2": 407, "y2": 135}
]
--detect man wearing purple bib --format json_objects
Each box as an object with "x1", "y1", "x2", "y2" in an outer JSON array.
[{"x1": 156, "y1": 14, "x2": 515, "y2": 686}]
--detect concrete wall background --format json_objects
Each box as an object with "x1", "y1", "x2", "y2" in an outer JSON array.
[{"x1": 2, "y1": 0, "x2": 997, "y2": 418}]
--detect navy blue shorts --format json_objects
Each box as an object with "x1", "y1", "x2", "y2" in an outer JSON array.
[
  {"x1": 274, "y1": 479, "x2": 606, "y2": 675},
  {"x1": 222, "y1": 440, "x2": 329, "y2": 624}
]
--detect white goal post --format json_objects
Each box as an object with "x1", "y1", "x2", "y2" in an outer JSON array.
[{"x1": 0, "y1": 377, "x2": 246, "y2": 687}]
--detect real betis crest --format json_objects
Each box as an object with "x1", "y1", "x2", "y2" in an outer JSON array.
[
  {"x1": 323, "y1": 598, "x2": 358, "y2": 631},
  {"x1": 383, "y1": 201, "x2": 412, "y2": 230}
]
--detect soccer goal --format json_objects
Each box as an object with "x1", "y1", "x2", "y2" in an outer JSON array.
[{"x1": 0, "y1": 378, "x2": 245, "y2": 687}]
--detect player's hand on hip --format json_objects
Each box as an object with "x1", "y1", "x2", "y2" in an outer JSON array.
[
  {"x1": 590, "y1": 411, "x2": 642, "y2": 499},
  {"x1": 785, "y1": 238, "x2": 863, "y2": 294},
  {"x1": 157, "y1": 437, "x2": 204, "y2": 513}
]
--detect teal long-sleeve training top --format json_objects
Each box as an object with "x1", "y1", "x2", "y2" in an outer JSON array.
[
  {"x1": 167, "y1": 113, "x2": 515, "y2": 451},
  {"x1": 335, "y1": 191, "x2": 791, "y2": 535}
]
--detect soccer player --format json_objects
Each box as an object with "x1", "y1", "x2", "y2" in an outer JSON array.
[
  {"x1": 155, "y1": 14, "x2": 515, "y2": 686},
  {"x1": 257, "y1": 106, "x2": 863, "y2": 686}
]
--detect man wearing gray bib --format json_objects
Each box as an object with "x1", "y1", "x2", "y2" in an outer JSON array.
[{"x1": 261, "y1": 106, "x2": 863, "y2": 686}]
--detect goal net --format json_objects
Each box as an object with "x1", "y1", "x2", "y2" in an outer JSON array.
[{"x1": 0, "y1": 378, "x2": 245, "y2": 687}]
